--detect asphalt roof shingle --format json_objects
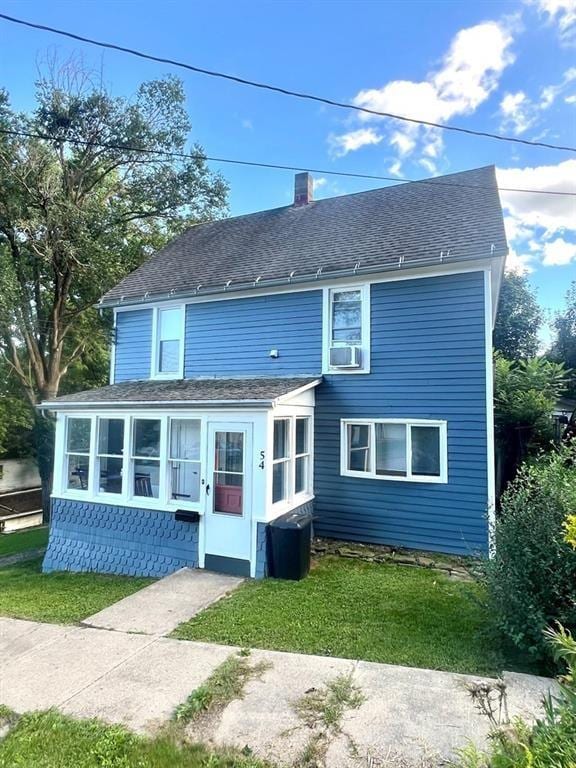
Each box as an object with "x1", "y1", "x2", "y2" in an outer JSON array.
[
  {"x1": 100, "y1": 166, "x2": 507, "y2": 306},
  {"x1": 42, "y1": 377, "x2": 320, "y2": 408}
]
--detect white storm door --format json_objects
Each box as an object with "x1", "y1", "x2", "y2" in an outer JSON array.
[{"x1": 204, "y1": 423, "x2": 252, "y2": 561}]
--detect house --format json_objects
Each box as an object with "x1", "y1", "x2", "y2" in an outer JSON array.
[{"x1": 41, "y1": 166, "x2": 507, "y2": 578}]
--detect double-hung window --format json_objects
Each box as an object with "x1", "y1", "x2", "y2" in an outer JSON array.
[
  {"x1": 152, "y1": 306, "x2": 183, "y2": 378},
  {"x1": 324, "y1": 285, "x2": 370, "y2": 373},
  {"x1": 65, "y1": 418, "x2": 92, "y2": 491},
  {"x1": 295, "y1": 417, "x2": 311, "y2": 494},
  {"x1": 169, "y1": 419, "x2": 201, "y2": 504},
  {"x1": 97, "y1": 418, "x2": 125, "y2": 495},
  {"x1": 341, "y1": 419, "x2": 447, "y2": 483},
  {"x1": 272, "y1": 415, "x2": 312, "y2": 504},
  {"x1": 272, "y1": 418, "x2": 291, "y2": 504},
  {"x1": 132, "y1": 419, "x2": 161, "y2": 498}
]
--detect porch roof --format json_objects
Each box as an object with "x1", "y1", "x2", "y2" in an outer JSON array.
[{"x1": 40, "y1": 377, "x2": 321, "y2": 411}]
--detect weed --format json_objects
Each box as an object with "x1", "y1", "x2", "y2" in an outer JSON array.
[{"x1": 173, "y1": 651, "x2": 270, "y2": 725}]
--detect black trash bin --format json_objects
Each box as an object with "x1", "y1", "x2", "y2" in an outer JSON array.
[{"x1": 268, "y1": 509, "x2": 313, "y2": 580}]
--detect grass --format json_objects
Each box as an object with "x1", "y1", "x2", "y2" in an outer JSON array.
[
  {"x1": 0, "y1": 710, "x2": 270, "y2": 768},
  {"x1": 0, "y1": 527, "x2": 49, "y2": 558},
  {"x1": 173, "y1": 556, "x2": 528, "y2": 676},
  {"x1": 0, "y1": 558, "x2": 154, "y2": 624},
  {"x1": 173, "y1": 650, "x2": 270, "y2": 724}
]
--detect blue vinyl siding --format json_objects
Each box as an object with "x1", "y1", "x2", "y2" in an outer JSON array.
[
  {"x1": 114, "y1": 308, "x2": 153, "y2": 382},
  {"x1": 184, "y1": 291, "x2": 322, "y2": 376},
  {"x1": 313, "y1": 271, "x2": 489, "y2": 555}
]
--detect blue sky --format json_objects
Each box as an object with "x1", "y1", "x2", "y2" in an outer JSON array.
[{"x1": 1, "y1": 0, "x2": 575, "y2": 337}]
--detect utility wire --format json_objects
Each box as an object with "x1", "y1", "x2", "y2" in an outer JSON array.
[
  {"x1": 1, "y1": 126, "x2": 575, "y2": 197},
  {"x1": 1, "y1": 11, "x2": 575, "y2": 155}
]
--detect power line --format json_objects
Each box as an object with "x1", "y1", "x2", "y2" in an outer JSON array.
[
  {"x1": 1, "y1": 126, "x2": 575, "y2": 197},
  {"x1": 1, "y1": 11, "x2": 575, "y2": 155}
]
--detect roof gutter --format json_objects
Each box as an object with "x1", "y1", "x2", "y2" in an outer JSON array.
[
  {"x1": 97, "y1": 249, "x2": 507, "y2": 309},
  {"x1": 39, "y1": 398, "x2": 275, "y2": 412}
]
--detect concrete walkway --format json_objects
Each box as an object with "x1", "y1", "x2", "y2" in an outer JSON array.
[
  {"x1": 82, "y1": 567, "x2": 244, "y2": 635},
  {"x1": 0, "y1": 616, "x2": 557, "y2": 766}
]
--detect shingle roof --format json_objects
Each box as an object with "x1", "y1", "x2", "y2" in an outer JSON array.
[
  {"x1": 99, "y1": 166, "x2": 507, "y2": 306},
  {"x1": 41, "y1": 377, "x2": 321, "y2": 409}
]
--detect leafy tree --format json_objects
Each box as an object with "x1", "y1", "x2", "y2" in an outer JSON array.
[
  {"x1": 0, "y1": 63, "x2": 228, "y2": 514},
  {"x1": 493, "y1": 271, "x2": 543, "y2": 360},
  {"x1": 494, "y1": 355, "x2": 568, "y2": 493},
  {"x1": 0, "y1": 359, "x2": 34, "y2": 459},
  {"x1": 550, "y1": 282, "x2": 576, "y2": 396}
]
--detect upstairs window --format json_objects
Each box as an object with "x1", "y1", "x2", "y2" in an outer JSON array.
[
  {"x1": 323, "y1": 285, "x2": 370, "y2": 373},
  {"x1": 341, "y1": 419, "x2": 447, "y2": 483},
  {"x1": 152, "y1": 306, "x2": 183, "y2": 378}
]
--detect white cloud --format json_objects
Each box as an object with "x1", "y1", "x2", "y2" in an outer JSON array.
[
  {"x1": 499, "y1": 68, "x2": 576, "y2": 135},
  {"x1": 542, "y1": 237, "x2": 576, "y2": 265},
  {"x1": 328, "y1": 127, "x2": 383, "y2": 157},
  {"x1": 499, "y1": 91, "x2": 535, "y2": 134},
  {"x1": 498, "y1": 160, "x2": 576, "y2": 272},
  {"x1": 312, "y1": 177, "x2": 327, "y2": 192},
  {"x1": 532, "y1": 0, "x2": 576, "y2": 43},
  {"x1": 505, "y1": 244, "x2": 535, "y2": 273},
  {"x1": 329, "y1": 19, "x2": 515, "y2": 167},
  {"x1": 497, "y1": 159, "x2": 576, "y2": 234}
]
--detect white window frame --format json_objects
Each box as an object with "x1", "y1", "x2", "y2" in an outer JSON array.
[
  {"x1": 322, "y1": 284, "x2": 370, "y2": 374},
  {"x1": 271, "y1": 414, "x2": 313, "y2": 508},
  {"x1": 129, "y1": 416, "x2": 164, "y2": 501},
  {"x1": 95, "y1": 416, "x2": 126, "y2": 498},
  {"x1": 272, "y1": 418, "x2": 292, "y2": 506},
  {"x1": 167, "y1": 417, "x2": 203, "y2": 509},
  {"x1": 150, "y1": 304, "x2": 185, "y2": 380},
  {"x1": 63, "y1": 416, "x2": 93, "y2": 493},
  {"x1": 340, "y1": 418, "x2": 448, "y2": 483},
  {"x1": 294, "y1": 416, "x2": 312, "y2": 496}
]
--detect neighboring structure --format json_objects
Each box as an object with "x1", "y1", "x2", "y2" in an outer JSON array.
[{"x1": 41, "y1": 166, "x2": 507, "y2": 578}]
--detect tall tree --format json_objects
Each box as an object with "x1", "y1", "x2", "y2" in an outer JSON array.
[
  {"x1": 493, "y1": 271, "x2": 542, "y2": 359},
  {"x1": 550, "y1": 282, "x2": 576, "y2": 396},
  {"x1": 494, "y1": 354, "x2": 568, "y2": 495},
  {"x1": 0, "y1": 63, "x2": 228, "y2": 514}
]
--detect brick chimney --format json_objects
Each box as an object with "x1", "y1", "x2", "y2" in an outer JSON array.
[{"x1": 294, "y1": 172, "x2": 313, "y2": 206}]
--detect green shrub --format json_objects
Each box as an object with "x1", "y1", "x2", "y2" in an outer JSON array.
[{"x1": 484, "y1": 446, "x2": 576, "y2": 667}]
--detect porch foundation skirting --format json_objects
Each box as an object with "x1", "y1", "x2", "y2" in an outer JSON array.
[{"x1": 43, "y1": 498, "x2": 199, "y2": 578}]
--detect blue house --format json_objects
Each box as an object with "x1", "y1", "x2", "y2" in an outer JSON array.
[{"x1": 42, "y1": 166, "x2": 507, "y2": 578}]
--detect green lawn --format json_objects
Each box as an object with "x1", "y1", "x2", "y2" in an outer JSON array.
[
  {"x1": 173, "y1": 556, "x2": 525, "y2": 676},
  {"x1": 0, "y1": 527, "x2": 49, "y2": 557},
  {"x1": 0, "y1": 559, "x2": 154, "y2": 624},
  {"x1": 0, "y1": 710, "x2": 267, "y2": 768}
]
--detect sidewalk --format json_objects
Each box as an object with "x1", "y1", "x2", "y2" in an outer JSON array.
[{"x1": 0, "y1": 615, "x2": 556, "y2": 766}]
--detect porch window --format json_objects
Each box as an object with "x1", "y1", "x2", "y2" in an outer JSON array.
[
  {"x1": 132, "y1": 419, "x2": 161, "y2": 498},
  {"x1": 341, "y1": 419, "x2": 447, "y2": 483},
  {"x1": 295, "y1": 417, "x2": 311, "y2": 494},
  {"x1": 272, "y1": 416, "x2": 312, "y2": 504},
  {"x1": 169, "y1": 419, "x2": 201, "y2": 503},
  {"x1": 272, "y1": 418, "x2": 290, "y2": 503},
  {"x1": 97, "y1": 418, "x2": 124, "y2": 494},
  {"x1": 65, "y1": 417, "x2": 91, "y2": 491},
  {"x1": 152, "y1": 305, "x2": 183, "y2": 378}
]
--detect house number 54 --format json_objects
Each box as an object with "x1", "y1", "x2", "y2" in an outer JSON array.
[{"x1": 258, "y1": 451, "x2": 265, "y2": 470}]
